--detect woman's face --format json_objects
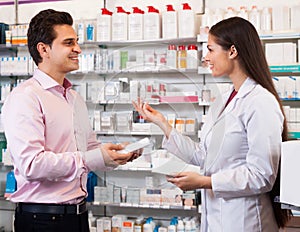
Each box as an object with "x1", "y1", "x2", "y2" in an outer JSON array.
[{"x1": 204, "y1": 34, "x2": 234, "y2": 77}]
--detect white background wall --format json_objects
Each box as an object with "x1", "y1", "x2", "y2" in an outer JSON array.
[{"x1": 0, "y1": 0, "x2": 300, "y2": 24}]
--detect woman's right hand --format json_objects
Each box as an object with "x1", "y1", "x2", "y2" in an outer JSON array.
[{"x1": 132, "y1": 98, "x2": 172, "y2": 137}]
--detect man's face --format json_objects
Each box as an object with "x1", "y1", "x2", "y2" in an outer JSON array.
[{"x1": 47, "y1": 24, "x2": 81, "y2": 75}]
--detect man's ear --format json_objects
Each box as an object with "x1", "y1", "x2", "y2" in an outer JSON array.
[
  {"x1": 37, "y1": 42, "x2": 50, "y2": 58},
  {"x1": 229, "y1": 45, "x2": 238, "y2": 59}
]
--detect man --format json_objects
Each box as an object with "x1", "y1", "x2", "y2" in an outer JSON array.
[{"x1": 2, "y1": 9, "x2": 138, "y2": 232}]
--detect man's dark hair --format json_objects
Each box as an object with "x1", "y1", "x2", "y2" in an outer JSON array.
[{"x1": 27, "y1": 9, "x2": 73, "y2": 65}]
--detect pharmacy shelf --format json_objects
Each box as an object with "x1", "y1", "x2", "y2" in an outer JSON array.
[
  {"x1": 114, "y1": 167, "x2": 152, "y2": 171},
  {"x1": 95, "y1": 68, "x2": 198, "y2": 75},
  {"x1": 95, "y1": 131, "x2": 164, "y2": 136},
  {"x1": 198, "y1": 101, "x2": 210, "y2": 106},
  {"x1": 92, "y1": 201, "x2": 197, "y2": 211},
  {"x1": 0, "y1": 74, "x2": 31, "y2": 77},
  {"x1": 92, "y1": 100, "x2": 199, "y2": 105},
  {"x1": 70, "y1": 69, "x2": 198, "y2": 76},
  {"x1": 0, "y1": 44, "x2": 21, "y2": 50},
  {"x1": 198, "y1": 66, "x2": 211, "y2": 74},
  {"x1": 281, "y1": 98, "x2": 300, "y2": 101},
  {"x1": 95, "y1": 131, "x2": 197, "y2": 136},
  {"x1": 270, "y1": 64, "x2": 300, "y2": 73},
  {"x1": 288, "y1": 132, "x2": 300, "y2": 140},
  {"x1": 0, "y1": 163, "x2": 13, "y2": 168},
  {"x1": 260, "y1": 32, "x2": 300, "y2": 40},
  {"x1": 197, "y1": 32, "x2": 300, "y2": 43},
  {"x1": 0, "y1": 197, "x2": 15, "y2": 211},
  {"x1": 84, "y1": 37, "x2": 197, "y2": 48}
]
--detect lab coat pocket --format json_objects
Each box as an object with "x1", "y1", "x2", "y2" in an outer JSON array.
[{"x1": 221, "y1": 197, "x2": 245, "y2": 231}]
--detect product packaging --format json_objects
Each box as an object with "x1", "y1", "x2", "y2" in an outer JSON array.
[
  {"x1": 162, "y1": 4, "x2": 178, "y2": 39},
  {"x1": 97, "y1": 8, "x2": 113, "y2": 42}
]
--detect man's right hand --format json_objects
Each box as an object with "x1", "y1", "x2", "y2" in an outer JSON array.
[{"x1": 100, "y1": 143, "x2": 141, "y2": 168}]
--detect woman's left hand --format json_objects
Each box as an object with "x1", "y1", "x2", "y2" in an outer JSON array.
[{"x1": 167, "y1": 172, "x2": 212, "y2": 191}]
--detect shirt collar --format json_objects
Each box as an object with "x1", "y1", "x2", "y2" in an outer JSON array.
[
  {"x1": 33, "y1": 69, "x2": 73, "y2": 90},
  {"x1": 236, "y1": 77, "x2": 257, "y2": 98}
]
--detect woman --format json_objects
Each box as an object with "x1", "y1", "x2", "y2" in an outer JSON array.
[{"x1": 133, "y1": 17, "x2": 291, "y2": 231}]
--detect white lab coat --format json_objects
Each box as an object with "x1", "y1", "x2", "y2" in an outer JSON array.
[{"x1": 162, "y1": 78, "x2": 283, "y2": 232}]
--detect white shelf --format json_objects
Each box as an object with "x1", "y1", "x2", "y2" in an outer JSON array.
[
  {"x1": 114, "y1": 167, "x2": 152, "y2": 171},
  {"x1": 84, "y1": 37, "x2": 197, "y2": 47},
  {"x1": 95, "y1": 131, "x2": 164, "y2": 136},
  {"x1": 197, "y1": 32, "x2": 300, "y2": 43},
  {"x1": 91, "y1": 100, "x2": 200, "y2": 105},
  {"x1": 94, "y1": 68, "x2": 198, "y2": 75},
  {"x1": 198, "y1": 101, "x2": 211, "y2": 106},
  {"x1": 95, "y1": 131, "x2": 197, "y2": 136},
  {"x1": 91, "y1": 201, "x2": 197, "y2": 211},
  {"x1": 260, "y1": 32, "x2": 300, "y2": 40},
  {"x1": 198, "y1": 66, "x2": 211, "y2": 74}
]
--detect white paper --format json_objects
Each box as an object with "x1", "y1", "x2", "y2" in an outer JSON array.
[
  {"x1": 280, "y1": 140, "x2": 300, "y2": 207},
  {"x1": 151, "y1": 157, "x2": 200, "y2": 176}
]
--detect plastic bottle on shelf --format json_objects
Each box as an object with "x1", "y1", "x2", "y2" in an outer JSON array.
[
  {"x1": 162, "y1": 4, "x2": 178, "y2": 39},
  {"x1": 178, "y1": 3, "x2": 195, "y2": 38},
  {"x1": 261, "y1": 7, "x2": 272, "y2": 32},
  {"x1": 4, "y1": 170, "x2": 17, "y2": 198},
  {"x1": 166, "y1": 44, "x2": 177, "y2": 69},
  {"x1": 77, "y1": 19, "x2": 85, "y2": 44},
  {"x1": 224, "y1": 7, "x2": 236, "y2": 19},
  {"x1": 143, "y1": 6, "x2": 160, "y2": 40},
  {"x1": 201, "y1": 8, "x2": 213, "y2": 29},
  {"x1": 177, "y1": 45, "x2": 187, "y2": 69},
  {"x1": 187, "y1": 44, "x2": 198, "y2": 69},
  {"x1": 128, "y1": 7, "x2": 144, "y2": 40},
  {"x1": 190, "y1": 219, "x2": 197, "y2": 232},
  {"x1": 88, "y1": 210, "x2": 96, "y2": 228},
  {"x1": 168, "y1": 224, "x2": 176, "y2": 232},
  {"x1": 144, "y1": 217, "x2": 155, "y2": 232},
  {"x1": 248, "y1": 5, "x2": 261, "y2": 32},
  {"x1": 177, "y1": 220, "x2": 184, "y2": 232},
  {"x1": 167, "y1": 218, "x2": 177, "y2": 232},
  {"x1": 201, "y1": 85, "x2": 211, "y2": 103},
  {"x1": 96, "y1": 8, "x2": 113, "y2": 42},
  {"x1": 134, "y1": 216, "x2": 144, "y2": 232},
  {"x1": 112, "y1": 6, "x2": 128, "y2": 41},
  {"x1": 86, "y1": 171, "x2": 97, "y2": 202},
  {"x1": 237, "y1": 6, "x2": 248, "y2": 20},
  {"x1": 143, "y1": 223, "x2": 152, "y2": 232},
  {"x1": 185, "y1": 221, "x2": 192, "y2": 232},
  {"x1": 86, "y1": 23, "x2": 95, "y2": 42}
]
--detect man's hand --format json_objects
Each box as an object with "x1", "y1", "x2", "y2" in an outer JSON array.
[{"x1": 100, "y1": 143, "x2": 142, "y2": 168}]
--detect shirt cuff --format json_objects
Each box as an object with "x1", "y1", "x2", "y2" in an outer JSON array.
[
  {"x1": 211, "y1": 172, "x2": 226, "y2": 198},
  {"x1": 83, "y1": 148, "x2": 114, "y2": 171},
  {"x1": 162, "y1": 128, "x2": 177, "y2": 148}
]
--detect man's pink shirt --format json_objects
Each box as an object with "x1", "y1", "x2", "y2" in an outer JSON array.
[{"x1": 2, "y1": 69, "x2": 109, "y2": 204}]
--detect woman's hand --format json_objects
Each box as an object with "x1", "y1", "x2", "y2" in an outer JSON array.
[
  {"x1": 132, "y1": 98, "x2": 172, "y2": 137},
  {"x1": 167, "y1": 172, "x2": 212, "y2": 191}
]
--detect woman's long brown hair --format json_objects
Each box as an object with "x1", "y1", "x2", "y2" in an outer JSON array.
[{"x1": 209, "y1": 17, "x2": 292, "y2": 228}]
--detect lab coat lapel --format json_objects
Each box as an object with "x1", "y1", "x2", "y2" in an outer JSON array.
[{"x1": 202, "y1": 90, "x2": 232, "y2": 171}]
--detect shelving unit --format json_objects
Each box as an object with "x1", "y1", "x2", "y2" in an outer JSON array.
[{"x1": 261, "y1": 33, "x2": 300, "y2": 139}]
